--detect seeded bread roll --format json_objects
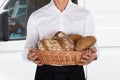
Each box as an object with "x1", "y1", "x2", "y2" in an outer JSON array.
[
  {"x1": 75, "y1": 36, "x2": 96, "y2": 51},
  {"x1": 38, "y1": 37, "x2": 74, "y2": 51}
]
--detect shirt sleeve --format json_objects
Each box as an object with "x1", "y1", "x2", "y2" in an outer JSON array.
[
  {"x1": 84, "y1": 12, "x2": 99, "y2": 59},
  {"x1": 84, "y1": 12, "x2": 96, "y2": 36},
  {"x1": 23, "y1": 14, "x2": 39, "y2": 61}
]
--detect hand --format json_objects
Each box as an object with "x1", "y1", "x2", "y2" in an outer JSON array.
[
  {"x1": 27, "y1": 48, "x2": 43, "y2": 66},
  {"x1": 80, "y1": 47, "x2": 97, "y2": 65}
]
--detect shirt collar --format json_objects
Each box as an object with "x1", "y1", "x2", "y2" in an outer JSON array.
[{"x1": 48, "y1": 0, "x2": 73, "y2": 12}]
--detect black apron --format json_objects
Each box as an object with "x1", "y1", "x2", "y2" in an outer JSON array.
[{"x1": 35, "y1": 65, "x2": 85, "y2": 80}]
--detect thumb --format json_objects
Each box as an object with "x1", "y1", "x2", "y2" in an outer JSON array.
[
  {"x1": 29, "y1": 48, "x2": 36, "y2": 52},
  {"x1": 91, "y1": 47, "x2": 97, "y2": 53}
]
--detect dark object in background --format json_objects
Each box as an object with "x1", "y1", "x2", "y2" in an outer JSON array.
[
  {"x1": 0, "y1": 12, "x2": 3, "y2": 40},
  {"x1": 9, "y1": 18, "x2": 25, "y2": 36},
  {"x1": 0, "y1": 10, "x2": 9, "y2": 41},
  {"x1": 0, "y1": 0, "x2": 78, "y2": 41},
  {"x1": 27, "y1": 0, "x2": 78, "y2": 19},
  {"x1": 26, "y1": 0, "x2": 50, "y2": 20},
  {"x1": 72, "y1": 0, "x2": 78, "y2": 4}
]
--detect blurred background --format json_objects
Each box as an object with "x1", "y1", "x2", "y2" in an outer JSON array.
[{"x1": 0, "y1": 0, "x2": 120, "y2": 80}]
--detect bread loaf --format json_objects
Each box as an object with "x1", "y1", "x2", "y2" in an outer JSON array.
[
  {"x1": 69, "y1": 34, "x2": 83, "y2": 43},
  {"x1": 38, "y1": 31, "x2": 96, "y2": 52},
  {"x1": 38, "y1": 37, "x2": 74, "y2": 51},
  {"x1": 75, "y1": 36, "x2": 96, "y2": 51},
  {"x1": 54, "y1": 31, "x2": 67, "y2": 38}
]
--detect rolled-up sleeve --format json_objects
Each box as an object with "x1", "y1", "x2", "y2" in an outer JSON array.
[{"x1": 23, "y1": 14, "x2": 39, "y2": 61}]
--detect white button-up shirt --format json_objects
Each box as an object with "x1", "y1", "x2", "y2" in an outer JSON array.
[{"x1": 23, "y1": 0, "x2": 97, "y2": 61}]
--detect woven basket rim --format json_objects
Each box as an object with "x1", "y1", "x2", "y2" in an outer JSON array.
[
  {"x1": 32, "y1": 50, "x2": 85, "y2": 53},
  {"x1": 32, "y1": 50, "x2": 85, "y2": 65}
]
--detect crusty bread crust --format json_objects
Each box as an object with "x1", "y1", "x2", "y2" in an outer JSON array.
[
  {"x1": 75, "y1": 36, "x2": 96, "y2": 51},
  {"x1": 38, "y1": 37, "x2": 74, "y2": 51}
]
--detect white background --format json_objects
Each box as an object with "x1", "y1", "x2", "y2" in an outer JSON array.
[
  {"x1": 0, "y1": 0, "x2": 120, "y2": 80},
  {"x1": 78, "y1": 0, "x2": 120, "y2": 80}
]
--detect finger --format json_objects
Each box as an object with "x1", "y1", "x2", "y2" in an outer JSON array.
[
  {"x1": 29, "y1": 48, "x2": 36, "y2": 53},
  {"x1": 29, "y1": 53, "x2": 37, "y2": 58},
  {"x1": 91, "y1": 47, "x2": 97, "y2": 53},
  {"x1": 80, "y1": 58, "x2": 91, "y2": 65},
  {"x1": 85, "y1": 49, "x2": 89, "y2": 52},
  {"x1": 38, "y1": 64, "x2": 44, "y2": 66},
  {"x1": 91, "y1": 52, "x2": 97, "y2": 60},
  {"x1": 29, "y1": 48, "x2": 34, "y2": 52},
  {"x1": 81, "y1": 55, "x2": 91, "y2": 60},
  {"x1": 30, "y1": 52, "x2": 37, "y2": 55},
  {"x1": 84, "y1": 52, "x2": 92, "y2": 57},
  {"x1": 28, "y1": 53, "x2": 37, "y2": 61},
  {"x1": 32, "y1": 55, "x2": 39, "y2": 61},
  {"x1": 80, "y1": 62, "x2": 89, "y2": 65},
  {"x1": 92, "y1": 48, "x2": 97, "y2": 52},
  {"x1": 80, "y1": 59, "x2": 87, "y2": 63},
  {"x1": 34, "y1": 61, "x2": 43, "y2": 66},
  {"x1": 32, "y1": 48, "x2": 36, "y2": 52},
  {"x1": 34, "y1": 61, "x2": 41, "y2": 64}
]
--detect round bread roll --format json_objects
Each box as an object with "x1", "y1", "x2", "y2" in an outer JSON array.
[
  {"x1": 69, "y1": 34, "x2": 83, "y2": 43},
  {"x1": 38, "y1": 37, "x2": 74, "y2": 51},
  {"x1": 54, "y1": 31, "x2": 67, "y2": 38},
  {"x1": 75, "y1": 36, "x2": 96, "y2": 51}
]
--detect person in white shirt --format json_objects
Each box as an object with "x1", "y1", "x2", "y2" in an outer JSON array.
[{"x1": 24, "y1": 0, "x2": 97, "y2": 80}]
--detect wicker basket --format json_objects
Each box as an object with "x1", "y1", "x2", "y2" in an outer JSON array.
[{"x1": 32, "y1": 50, "x2": 86, "y2": 66}]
